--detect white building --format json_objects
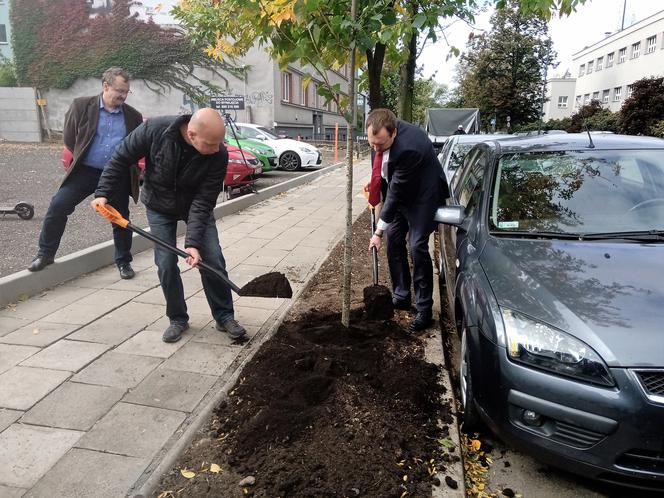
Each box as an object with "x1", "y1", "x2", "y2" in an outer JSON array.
[{"x1": 543, "y1": 9, "x2": 664, "y2": 120}]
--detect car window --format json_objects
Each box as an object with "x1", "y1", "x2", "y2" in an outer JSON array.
[
  {"x1": 457, "y1": 150, "x2": 488, "y2": 218},
  {"x1": 257, "y1": 127, "x2": 279, "y2": 139},
  {"x1": 449, "y1": 143, "x2": 475, "y2": 170},
  {"x1": 452, "y1": 147, "x2": 481, "y2": 195},
  {"x1": 489, "y1": 149, "x2": 664, "y2": 234},
  {"x1": 238, "y1": 126, "x2": 260, "y2": 139}
]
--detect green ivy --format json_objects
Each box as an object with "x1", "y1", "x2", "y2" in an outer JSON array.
[{"x1": 9, "y1": 0, "x2": 242, "y2": 103}]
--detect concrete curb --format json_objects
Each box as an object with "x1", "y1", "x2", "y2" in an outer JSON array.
[{"x1": 0, "y1": 161, "x2": 346, "y2": 308}]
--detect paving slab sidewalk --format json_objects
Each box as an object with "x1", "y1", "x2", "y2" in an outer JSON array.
[{"x1": 0, "y1": 159, "x2": 464, "y2": 498}]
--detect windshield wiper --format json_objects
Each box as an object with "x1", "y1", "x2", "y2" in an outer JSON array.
[
  {"x1": 492, "y1": 230, "x2": 582, "y2": 240},
  {"x1": 580, "y1": 230, "x2": 664, "y2": 241}
]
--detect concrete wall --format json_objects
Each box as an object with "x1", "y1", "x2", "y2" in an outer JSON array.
[
  {"x1": 0, "y1": 87, "x2": 41, "y2": 142},
  {"x1": 543, "y1": 78, "x2": 577, "y2": 121}
]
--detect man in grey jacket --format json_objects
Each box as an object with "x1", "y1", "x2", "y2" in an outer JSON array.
[
  {"x1": 92, "y1": 108, "x2": 247, "y2": 343},
  {"x1": 28, "y1": 67, "x2": 142, "y2": 279}
]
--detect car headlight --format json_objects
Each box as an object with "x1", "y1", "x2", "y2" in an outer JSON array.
[
  {"x1": 228, "y1": 159, "x2": 246, "y2": 164},
  {"x1": 244, "y1": 147, "x2": 262, "y2": 154},
  {"x1": 502, "y1": 309, "x2": 614, "y2": 387},
  {"x1": 299, "y1": 147, "x2": 314, "y2": 153}
]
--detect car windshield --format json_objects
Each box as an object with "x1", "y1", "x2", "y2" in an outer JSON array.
[
  {"x1": 256, "y1": 126, "x2": 279, "y2": 140},
  {"x1": 450, "y1": 143, "x2": 476, "y2": 169},
  {"x1": 489, "y1": 149, "x2": 664, "y2": 235}
]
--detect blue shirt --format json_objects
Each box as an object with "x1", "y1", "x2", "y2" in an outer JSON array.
[{"x1": 82, "y1": 97, "x2": 127, "y2": 169}]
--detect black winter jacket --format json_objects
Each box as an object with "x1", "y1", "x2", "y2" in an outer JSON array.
[{"x1": 95, "y1": 115, "x2": 228, "y2": 249}]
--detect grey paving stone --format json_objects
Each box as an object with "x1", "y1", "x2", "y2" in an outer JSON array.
[
  {"x1": 233, "y1": 295, "x2": 286, "y2": 311},
  {"x1": 0, "y1": 424, "x2": 82, "y2": 488},
  {"x1": 76, "y1": 402, "x2": 186, "y2": 458},
  {"x1": 228, "y1": 263, "x2": 278, "y2": 287},
  {"x1": 0, "y1": 485, "x2": 27, "y2": 497},
  {"x1": 243, "y1": 249, "x2": 289, "y2": 267},
  {"x1": 41, "y1": 289, "x2": 140, "y2": 325},
  {"x1": 0, "y1": 321, "x2": 78, "y2": 347},
  {"x1": 0, "y1": 316, "x2": 31, "y2": 337},
  {"x1": 161, "y1": 341, "x2": 237, "y2": 376},
  {"x1": 68, "y1": 302, "x2": 165, "y2": 345},
  {"x1": 0, "y1": 367, "x2": 70, "y2": 410},
  {"x1": 115, "y1": 329, "x2": 191, "y2": 358},
  {"x1": 32, "y1": 284, "x2": 96, "y2": 304},
  {"x1": 20, "y1": 340, "x2": 110, "y2": 372},
  {"x1": 126, "y1": 286, "x2": 165, "y2": 305},
  {"x1": 146, "y1": 313, "x2": 211, "y2": 335},
  {"x1": 72, "y1": 351, "x2": 162, "y2": 389},
  {"x1": 0, "y1": 408, "x2": 22, "y2": 433},
  {"x1": 123, "y1": 368, "x2": 218, "y2": 412},
  {"x1": 21, "y1": 382, "x2": 125, "y2": 431},
  {"x1": 105, "y1": 269, "x2": 161, "y2": 292},
  {"x1": 0, "y1": 299, "x2": 65, "y2": 322},
  {"x1": 233, "y1": 305, "x2": 277, "y2": 328},
  {"x1": 0, "y1": 344, "x2": 41, "y2": 374},
  {"x1": 24, "y1": 448, "x2": 148, "y2": 498}
]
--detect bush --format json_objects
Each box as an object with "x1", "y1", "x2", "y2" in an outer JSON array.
[
  {"x1": 618, "y1": 77, "x2": 664, "y2": 136},
  {"x1": 650, "y1": 120, "x2": 664, "y2": 138},
  {"x1": 0, "y1": 58, "x2": 18, "y2": 87}
]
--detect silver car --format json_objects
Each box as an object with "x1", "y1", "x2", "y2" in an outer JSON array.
[{"x1": 436, "y1": 133, "x2": 664, "y2": 491}]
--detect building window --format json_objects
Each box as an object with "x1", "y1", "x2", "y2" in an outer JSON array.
[
  {"x1": 596, "y1": 57, "x2": 603, "y2": 71},
  {"x1": 313, "y1": 83, "x2": 319, "y2": 109},
  {"x1": 578, "y1": 64, "x2": 585, "y2": 77},
  {"x1": 626, "y1": 84, "x2": 634, "y2": 98},
  {"x1": 583, "y1": 94, "x2": 590, "y2": 104},
  {"x1": 646, "y1": 35, "x2": 657, "y2": 54},
  {"x1": 586, "y1": 60, "x2": 593, "y2": 74},
  {"x1": 606, "y1": 52, "x2": 614, "y2": 67},
  {"x1": 613, "y1": 86, "x2": 622, "y2": 102},
  {"x1": 631, "y1": 41, "x2": 640, "y2": 59},
  {"x1": 281, "y1": 72, "x2": 292, "y2": 102},
  {"x1": 592, "y1": 91, "x2": 599, "y2": 100},
  {"x1": 557, "y1": 96, "x2": 568, "y2": 108},
  {"x1": 602, "y1": 89, "x2": 610, "y2": 103},
  {"x1": 0, "y1": 24, "x2": 6, "y2": 44},
  {"x1": 618, "y1": 47, "x2": 627, "y2": 63},
  {"x1": 575, "y1": 95, "x2": 582, "y2": 108},
  {"x1": 301, "y1": 80, "x2": 309, "y2": 107}
]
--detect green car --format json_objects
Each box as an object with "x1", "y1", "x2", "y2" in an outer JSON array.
[{"x1": 225, "y1": 132, "x2": 277, "y2": 172}]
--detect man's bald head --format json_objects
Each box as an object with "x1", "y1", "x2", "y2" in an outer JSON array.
[{"x1": 186, "y1": 108, "x2": 226, "y2": 155}]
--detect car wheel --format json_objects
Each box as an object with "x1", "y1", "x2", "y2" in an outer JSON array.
[
  {"x1": 459, "y1": 321, "x2": 480, "y2": 430},
  {"x1": 280, "y1": 151, "x2": 301, "y2": 171}
]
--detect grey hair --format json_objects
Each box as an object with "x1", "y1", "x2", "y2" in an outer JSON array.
[{"x1": 102, "y1": 67, "x2": 131, "y2": 86}]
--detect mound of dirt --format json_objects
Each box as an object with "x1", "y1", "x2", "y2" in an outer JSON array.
[{"x1": 154, "y1": 209, "x2": 454, "y2": 497}]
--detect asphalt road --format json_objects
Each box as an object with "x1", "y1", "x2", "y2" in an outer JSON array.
[{"x1": 0, "y1": 143, "x2": 334, "y2": 278}]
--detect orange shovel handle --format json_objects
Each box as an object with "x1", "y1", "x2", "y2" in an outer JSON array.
[{"x1": 94, "y1": 203, "x2": 129, "y2": 228}]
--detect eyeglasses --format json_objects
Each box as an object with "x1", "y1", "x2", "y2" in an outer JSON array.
[{"x1": 110, "y1": 87, "x2": 132, "y2": 96}]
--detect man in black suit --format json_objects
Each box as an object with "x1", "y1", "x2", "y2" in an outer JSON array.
[{"x1": 367, "y1": 108, "x2": 448, "y2": 331}]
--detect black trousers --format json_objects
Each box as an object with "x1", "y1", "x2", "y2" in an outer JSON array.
[
  {"x1": 37, "y1": 165, "x2": 132, "y2": 265},
  {"x1": 385, "y1": 202, "x2": 437, "y2": 313}
]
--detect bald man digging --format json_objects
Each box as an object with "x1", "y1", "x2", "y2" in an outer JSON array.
[{"x1": 92, "y1": 109, "x2": 248, "y2": 343}]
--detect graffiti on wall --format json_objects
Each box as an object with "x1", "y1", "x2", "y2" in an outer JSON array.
[{"x1": 246, "y1": 91, "x2": 273, "y2": 106}]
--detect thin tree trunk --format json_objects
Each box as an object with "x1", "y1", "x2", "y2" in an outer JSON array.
[
  {"x1": 366, "y1": 43, "x2": 385, "y2": 110},
  {"x1": 342, "y1": 0, "x2": 358, "y2": 327},
  {"x1": 399, "y1": 30, "x2": 417, "y2": 121}
]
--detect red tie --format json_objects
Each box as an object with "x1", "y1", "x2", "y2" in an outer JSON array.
[{"x1": 368, "y1": 150, "x2": 383, "y2": 207}]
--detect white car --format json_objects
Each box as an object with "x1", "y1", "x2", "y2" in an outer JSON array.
[{"x1": 232, "y1": 123, "x2": 322, "y2": 171}]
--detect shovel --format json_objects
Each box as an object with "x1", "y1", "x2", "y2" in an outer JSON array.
[
  {"x1": 94, "y1": 204, "x2": 292, "y2": 298},
  {"x1": 363, "y1": 206, "x2": 394, "y2": 320}
]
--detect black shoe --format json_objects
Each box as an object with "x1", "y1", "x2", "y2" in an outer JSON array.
[
  {"x1": 28, "y1": 256, "x2": 54, "y2": 272},
  {"x1": 409, "y1": 311, "x2": 433, "y2": 331},
  {"x1": 162, "y1": 322, "x2": 189, "y2": 343},
  {"x1": 118, "y1": 263, "x2": 135, "y2": 280},
  {"x1": 392, "y1": 297, "x2": 411, "y2": 311},
  {"x1": 216, "y1": 319, "x2": 247, "y2": 339}
]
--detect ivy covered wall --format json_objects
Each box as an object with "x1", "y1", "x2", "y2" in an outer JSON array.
[{"x1": 9, "y1": 0, "x2": 240, "y2": 101}]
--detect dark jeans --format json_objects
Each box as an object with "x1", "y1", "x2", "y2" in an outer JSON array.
[
  {"x1": 38, "y1": 165, "x2": 132, "y2": 266},
  {"x1": 385, "y1": 203, "x2": 437, "y2": 313},
  {"x1": 146, "y1": 208, "x2": 234, "y2": 325}
]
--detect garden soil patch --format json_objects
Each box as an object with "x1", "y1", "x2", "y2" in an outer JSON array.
[{"x1": 154, "y1": 209, "x2": 456, "y2": 497}]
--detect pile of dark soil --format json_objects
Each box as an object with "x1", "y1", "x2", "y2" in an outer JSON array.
[{"x1": 154, "y1": 209, "x2": 455, "y2": 497}]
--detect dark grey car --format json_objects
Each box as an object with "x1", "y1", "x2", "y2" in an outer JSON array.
[{"x1": 435, "y1": 134, "x2": 664, "y2": 490}]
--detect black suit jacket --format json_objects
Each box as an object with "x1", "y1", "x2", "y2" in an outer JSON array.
[{"x1": 379, "y1": 120, "x2": 448, "y2": 225}]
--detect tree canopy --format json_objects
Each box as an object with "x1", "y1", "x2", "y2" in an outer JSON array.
[
  {"x1": 454, "y1": 0, "x2": 557, "y2": 130},
  {"x1": 618, "y1": 77, "x2": 664, "y2": 136}
]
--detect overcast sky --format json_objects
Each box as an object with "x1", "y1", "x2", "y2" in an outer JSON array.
[{"x1": 420, "y1": 0, "x2": 664, "y2": 88}]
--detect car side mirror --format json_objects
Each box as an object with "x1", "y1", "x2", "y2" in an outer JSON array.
[
  {"x1": 434, "y1": 205, "x2": 466, "y2": 227},
  {"x1": 256, "y1": 135, "x2": 267, "y2": 140}
]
